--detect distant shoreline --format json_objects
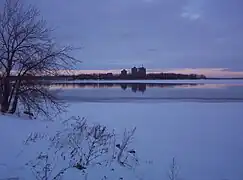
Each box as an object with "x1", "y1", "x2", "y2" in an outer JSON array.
[
  {"x1": 49, "y1": 79, "x2": 243, "y2": 86},
  {"x1": 4, "y1": 76, "x2": 243, "y2": 82},
  {"x1": 206, "y1": 78, "x2": 243, "y2": 80}
]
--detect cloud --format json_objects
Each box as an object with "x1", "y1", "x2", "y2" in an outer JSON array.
[
  {"x1": 181, "y1": 0, "x2": 203, "y2": 20},
  {"x1": 143, "y1": 0, "x2": 154, "y2": 3},
  {"x1": 27, "y1": 0, "x2": 243, "y2": 71},
  {"x1": 181, "y1": 12, "x2": 201, "y2": 20}
]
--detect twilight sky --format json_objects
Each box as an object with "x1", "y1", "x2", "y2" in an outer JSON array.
[{"x1": 25, "y1": 0, "x2": 243, "y2": 77}]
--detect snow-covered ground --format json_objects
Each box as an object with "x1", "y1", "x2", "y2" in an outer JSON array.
[
  {"x1": 1, "y1": 101, "x2": 243, "y2": 180},
  {"x1": 68, "y1": 102, "x2": 243, "y2": 180},
  {"x1": 0, "y1": 115, "x2": 51, "y2": 179}
]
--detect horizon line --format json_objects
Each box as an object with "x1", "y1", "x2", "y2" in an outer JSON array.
[{"x1": 61, "y1": 68, "x2": 243, "y2": 78}]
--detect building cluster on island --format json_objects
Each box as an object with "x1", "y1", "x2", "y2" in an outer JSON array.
[
  {"x1": 75, "y1": 66, "x2": 206, "y2": 80},
  {"x1": 5, "y1": 66, "x2": 206, "y2": 81}
]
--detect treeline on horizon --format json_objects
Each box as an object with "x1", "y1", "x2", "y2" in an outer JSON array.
[
  {"x1": 5, "y1": 72, "x2": 207, "y2": 81},
  {"x1": 75, "y1": 72, "x2": 206, "y2": 80}
]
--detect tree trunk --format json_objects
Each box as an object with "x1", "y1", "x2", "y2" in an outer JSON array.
[
  {"x1": 1, "y1": 80, "x2": 10, "y2": 113},
  {"x1": 1, "y1": 99, "x2": 9, "y2": 112},
  {"x1": 9, "y1": 80, "x2": 21, "y2": 114},
  {"x1": 9, "y1": 93, "x2": 18, "y2": 114}
]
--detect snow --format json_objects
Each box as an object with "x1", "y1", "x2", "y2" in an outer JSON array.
[
  {"x1": 0, "y1": 115, "x2": 61, "y2": 178},
  {"x1": 0, "y1": 114, "x2": 139, "y2": 180},
  {"x1": 67, "y1": 102, "x2": 243, "y2": 180},
  {"x1": 1, "y1": 101, "x2": 243, "y2": 180}
]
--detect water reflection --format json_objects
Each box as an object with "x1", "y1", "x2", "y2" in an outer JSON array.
[
  {"x1": 48, "y1": 82, "x2": 201, "y2": 93},
  {"x1": 46, "y1": 82, "x2": 243, "y2": 102}
]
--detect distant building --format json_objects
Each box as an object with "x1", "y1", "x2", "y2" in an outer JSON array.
[
  {"x1": 131, "y1": 67, "x2": 138, "y2": 76},
  {"x1": 137, "y1": 67, "x2": 146, "y2": 78},
  {"x1": 121, "y1": 69, "x2": 127, "y2": 76},
  {"x1": 130, "y1": 66, "x2": 146, "y2": 78}
]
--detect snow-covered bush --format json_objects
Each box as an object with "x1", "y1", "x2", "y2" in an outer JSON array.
[{"x1": 24, "y1": 116, "x2": 138, "y2": 180}]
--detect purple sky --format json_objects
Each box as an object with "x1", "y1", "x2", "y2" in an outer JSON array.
[{"x1": 24, "y1": 0, "x2": 243, "y2": 77}]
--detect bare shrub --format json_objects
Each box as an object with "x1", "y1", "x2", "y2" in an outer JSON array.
[
  {"x1": 168, "y1": 157, "x2": 179, "y2": 180},
  {"x1": 25, "y1": 116, "x2": 138, "y2": 180}
]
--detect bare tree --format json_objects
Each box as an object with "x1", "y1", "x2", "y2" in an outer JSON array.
[{"x1": 0, "y1": 0, "x2": 79, "y2": 116}]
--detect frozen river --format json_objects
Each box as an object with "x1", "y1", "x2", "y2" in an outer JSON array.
[
  {"x1": 60, "y1": 80, "x2": 243, "y2": 180},
  {"x1": 52, "y1": 79, "x2": 243, "y2": 103}
]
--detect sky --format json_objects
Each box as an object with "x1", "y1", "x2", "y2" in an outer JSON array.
[{"x1": 18, "y1": 0, "x2": 243, "y2": 77}]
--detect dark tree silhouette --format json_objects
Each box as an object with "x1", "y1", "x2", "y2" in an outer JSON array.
[{"x1": 0, "y1": 0, "x2": 80, "y2": 117}]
